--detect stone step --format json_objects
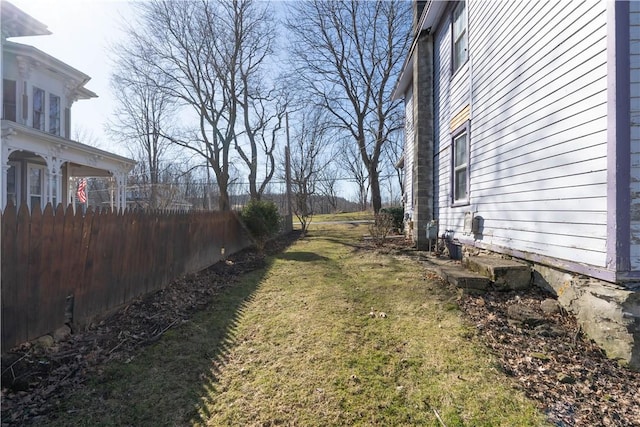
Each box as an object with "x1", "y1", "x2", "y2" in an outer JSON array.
[
  {"x1": 464, "y1": 255, "x2": 531, "y2": 290},
  {"x1": 440, "y1": 267, "x2": 491, "y2": 294}
]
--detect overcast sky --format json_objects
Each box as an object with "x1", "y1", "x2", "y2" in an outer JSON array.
[{"x1": 10, "y1": 0, "x2": 134, "y2": 155}]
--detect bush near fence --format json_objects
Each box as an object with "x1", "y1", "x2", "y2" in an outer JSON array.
[{"x1": 1, "y1": 203, "x2": 251, "y2": 351}]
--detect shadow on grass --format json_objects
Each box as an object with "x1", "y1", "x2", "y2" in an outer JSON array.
[{"x1": 275, "y1": 251, "x2": 329, "y2": 262}]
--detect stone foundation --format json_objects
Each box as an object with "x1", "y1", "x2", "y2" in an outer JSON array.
[{"x1": 533, "y1": 264, "x2": 640, "y2": 370}]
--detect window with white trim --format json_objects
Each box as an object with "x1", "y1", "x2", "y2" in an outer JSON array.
[
  {"x1": 33, "y1": 87, "x2": 45, "y2": 130},
  {"x1": 6, "y1": 162, "x2": 20, "y2": 206},
  {"x1": 452, "y1": 0, "x2": 468, "y2": 73},
  {"x1": 452, "y1": 126, "x2": 469, "y2": 204},
  {"x1": 28, "y1": 165, "x2": 45, "y2": 210},
  {"x1": 49, "y1": 94, "x2": 61, "y2": 135}
]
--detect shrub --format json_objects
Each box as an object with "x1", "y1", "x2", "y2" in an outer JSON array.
[
  {"x1": 380, "y1": 207, "x2": 404, "y2": 231},
  {"x1": 368, "y1": 212, "x2": 395, "y2": 246},
  {"x1": 240, "y1": 200, "x2": 280, "y2": 251}
]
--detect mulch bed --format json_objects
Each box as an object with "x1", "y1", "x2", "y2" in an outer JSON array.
[{"x1": 2, "y1": 231, "x2": 639, "y2": 426}]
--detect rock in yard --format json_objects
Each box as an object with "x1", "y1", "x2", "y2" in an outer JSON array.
[
  {"x1": 540, "y1": 298, "x2": 561, "y2": 315},
  {"x1": 506, "y1": 304, "x2": 546, "y2": 326},
  {"x1": 35, "y1": 334, "x2": 54, "y2": 349},
  {"x1": 53, "y1": 325, "x2": 72, "y2": 342}
]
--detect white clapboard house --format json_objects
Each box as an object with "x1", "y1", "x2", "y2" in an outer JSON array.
[
  {"x1": 393, "y1": 0, "x2": 639, "y2": 367},
  {"x1": 1, "y1": 1, "x2": 135, "y2": 212}
]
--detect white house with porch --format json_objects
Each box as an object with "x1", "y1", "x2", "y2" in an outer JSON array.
[{"x1": 1, "y1": 1, "x2": 134, "y2": 212}]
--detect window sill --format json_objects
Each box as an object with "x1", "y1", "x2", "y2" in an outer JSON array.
[{"x1": 451, "y1": 200, "x2": 470, "y2": 208}]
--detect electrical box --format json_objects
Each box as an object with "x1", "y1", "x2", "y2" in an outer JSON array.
[{"x1": 426, "y1": 220, "x2": 438, "y2": 240}]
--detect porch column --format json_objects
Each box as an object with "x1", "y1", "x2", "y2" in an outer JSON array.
[
  {"x1": 115, "y1": 172, "x2": 127, "y2": 211},
  {"x1": 412, "y1": 31, "x2": 435, "y2": 250},
  {"x1": 42, "y1": 152, "x2": 62, "y2": 209},
  {"x1": 1, "y1": 134, "x2": 12, "y2": 209}
]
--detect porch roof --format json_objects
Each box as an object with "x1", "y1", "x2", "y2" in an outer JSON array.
[{"x1": 1, "y1": 120, "x2": 136, "y2": 176}]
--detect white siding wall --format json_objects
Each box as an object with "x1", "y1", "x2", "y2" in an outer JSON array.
[
  {"x1": 433, "y1": 6, "x2": 469, "y2": 231},
  {"x1": 434, "y1": 0, "x2": 609, "y2": 267},
  {"x1": 403, "y1": 87, "x2": 414, "y2": 219},
  {"x1": 631, "y1": 1, "x2": 640, "y2": 269}
]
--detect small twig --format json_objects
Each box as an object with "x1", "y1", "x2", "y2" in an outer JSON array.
[
  {"x1": 433, "y1": 408, "x2": 447, "y2": 427},
  {"x1": 1, "y1": 351, "x2": 31, "y2": 379},
  {"x1": 146, "y1": 319, "x2": 179, "y2": 343},
  {"x1": 572, "y1": 324, "x2": 582, "y2": 348},
  {"x1": 108, "y1": 338, "x2": 129, "y2": 354}
]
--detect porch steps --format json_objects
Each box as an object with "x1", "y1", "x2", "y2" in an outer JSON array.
[
  {"x1": 464, "y1": 256, "x2": 531, "y2": 290},
  {"x1": 420, "y1": 254, "x2": 531, "y2": 293}
]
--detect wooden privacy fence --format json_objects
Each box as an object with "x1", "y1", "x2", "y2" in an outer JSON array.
[{"x1": 1, "y1": 203, "x2": 251, "y2": 351}]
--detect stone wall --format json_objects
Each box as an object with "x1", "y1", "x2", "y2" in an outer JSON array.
[{"x1": 533, "y1": 264, "x2": 640, "y2": 370}]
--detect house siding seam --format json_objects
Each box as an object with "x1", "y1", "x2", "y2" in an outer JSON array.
[
  {"x1": 433, "y1": 0, "x2": 609, "y2": 268},
  {"x1": 630, "y1": 0, "x2": 640, "y2": 270}
]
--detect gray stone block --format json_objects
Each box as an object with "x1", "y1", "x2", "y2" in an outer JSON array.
[{"x1": 465, "y1": 255, "x2": 531, "y2": 290}]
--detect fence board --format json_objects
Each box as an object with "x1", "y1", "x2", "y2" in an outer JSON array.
[
  {"x1": 75, "y1": 208, "x2": 95, "y2": 323},
  {"x1": 50, "y1": 204, "x2": 67, "y2": 331},
  {"x1": 38, "y1": 205, "x2": 55, "y2": 335},
  {"x1": 27, "y1": 204, "x2": 43, "y2": 340},
  {"x1": 15, "y1": 204, "x2": 31, "y2": 345},
  {"x1": 1, "y1": 205, "x2": 18, "y2": 350}
]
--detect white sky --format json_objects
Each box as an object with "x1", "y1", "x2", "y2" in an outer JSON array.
[{"x1": 9, "y1": 0, "x2": 134, "y2": 156}]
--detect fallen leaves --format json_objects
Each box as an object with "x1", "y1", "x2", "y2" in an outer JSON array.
[{"x1": 458, "y1": 289, "x2": 640, "y2": 427}]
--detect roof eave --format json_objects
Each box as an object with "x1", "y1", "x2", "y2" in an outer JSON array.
[{"x1": 391, "y1": 1, "x2": 450, "y2": 100}]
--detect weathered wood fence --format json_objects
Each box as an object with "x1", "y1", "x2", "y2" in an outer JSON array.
[{"x1": 1, "y1": 203, "x2": 251, "y2": 350}]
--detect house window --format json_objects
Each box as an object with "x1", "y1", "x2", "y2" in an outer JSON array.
[
  {"x1": 33, "y1": 87, "x2": 45, "y2": 130},
  {"x1": 452, "y1": 126, "x2": 469, "y2": 204},
  {"x1": 6, "y1": 162, "x2": 19, "y2": 206},
  {"x1": 28, "y1": 165, "x2": 45, "y2": 210},
  {"x1": 3, "y1": 79, "x2": 17, "y2": 121},
  {"x1": 49, "y1": 94, "x2": 61, "y2": 135},
  {"x1": 452, "y1": 0, "x2": 468, "y2": 73}
]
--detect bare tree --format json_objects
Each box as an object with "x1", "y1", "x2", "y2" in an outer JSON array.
[
  {"x1": 317, "y1": 162, "x2": 340, "y2": 213},
  {"x1": 290, "y1": 107, "x2": 332, "y2": 232},
  {"x1": 119, "y1": 0, "x2": 280, "y2": 211},
  {"x1": 286, "y1": 0, "x2": 411, "y2": 213},
  {"x1": 340, "y1": 140, "x2": 369, "y2": 211},
  {"x1": 107, "y1": 51, "x2": 175, "y2": 209},
  {"x1": 381, "y1": 128, "x2": 404, "y2": 206},
  {"x1": 222, "y1": 0, "x2": 287, "y2": 201}
]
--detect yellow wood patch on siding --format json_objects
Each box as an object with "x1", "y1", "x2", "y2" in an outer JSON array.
[{"x1": 450, "y1": 105, "x2": 470, "y2": 132}]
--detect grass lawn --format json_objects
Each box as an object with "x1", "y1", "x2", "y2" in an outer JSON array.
[
  {"x1": 50, "y1": 223, "x2": 547, "y2": 426},
  {"x1": 310, "y1": 211, "x2": 374, "y2": 223}
]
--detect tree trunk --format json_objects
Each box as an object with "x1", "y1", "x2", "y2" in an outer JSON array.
[
  {"x1": 370, "y1": 168, "x2": 382, "y2": 214},
  {"x1": 218, "y1": 186, "x2": 231, "y2": 211}
]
